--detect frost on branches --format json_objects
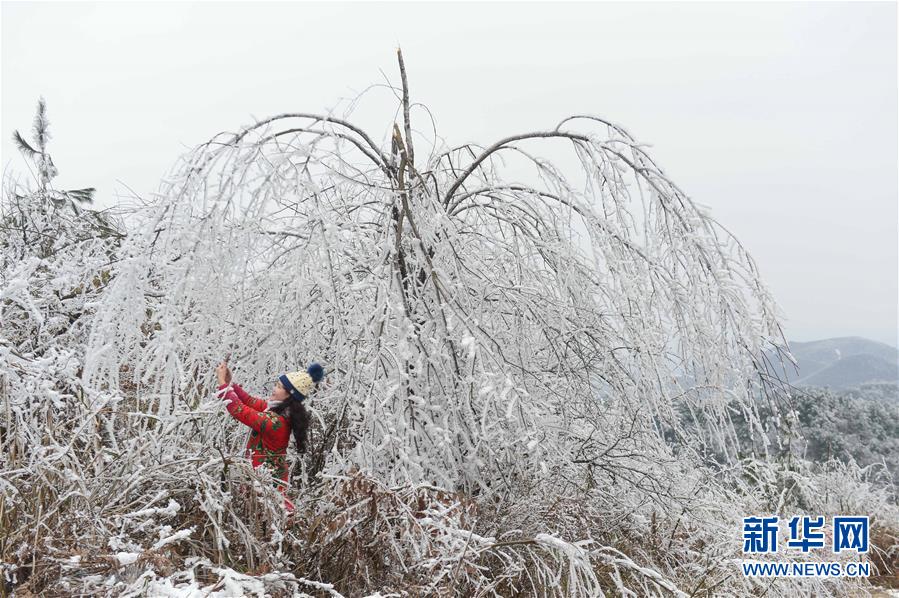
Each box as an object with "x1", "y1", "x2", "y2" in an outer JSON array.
[{"x1": 2, "y1": 56, "x2": 896, "y2": 596}]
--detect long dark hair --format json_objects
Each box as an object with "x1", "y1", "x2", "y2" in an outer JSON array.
[
  {"x1": 271, "y1": 399, "x2": 310, "y2": 453},
  {"x1": 270, "y1": 363, "x2": 324, "y2": 453}
]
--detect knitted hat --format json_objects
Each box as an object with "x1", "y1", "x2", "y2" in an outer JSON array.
[{"x1": 279, "y1": 363, "x2": 324, "y2": 402}]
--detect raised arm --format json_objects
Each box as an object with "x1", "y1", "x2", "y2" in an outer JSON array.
[
  {"x1": 230, "y1": 382, "x2": 269, "y2": 412},
  {"x1": 217, "y1": 384, "x2": 286, "y2": 434},
  {"x1": 214, "y1": 360, "x2": 268, "y2": 411}
]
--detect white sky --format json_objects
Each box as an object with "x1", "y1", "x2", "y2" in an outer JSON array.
[{"x1": 2, "y1": 2, "x2": 897, "y2": 347}]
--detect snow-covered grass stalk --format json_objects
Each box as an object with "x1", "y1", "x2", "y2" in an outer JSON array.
[{"x1": 2, "y1": 53, "x2": 895, "y2": 596}]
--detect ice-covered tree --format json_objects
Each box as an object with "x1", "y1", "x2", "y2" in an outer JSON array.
[
  {"x1": 12, "y1": 97, "x2": 96, "y2": 213},
  {"x1": 79, "y1": 48, "x2": 800, "y2": 593}
]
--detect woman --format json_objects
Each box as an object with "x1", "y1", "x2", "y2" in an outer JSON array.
[{"x1": 215, "y1": 360, "x2": 324, "y2": 511}]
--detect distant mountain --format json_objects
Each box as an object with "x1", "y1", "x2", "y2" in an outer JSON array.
[{"x1": 772, "y1": 337, "x2": 899, "y2": 390}]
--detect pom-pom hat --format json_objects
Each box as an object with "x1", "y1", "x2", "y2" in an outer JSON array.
[{"x1": 280, "y1": 363, "x2": 324, "y2": 402}]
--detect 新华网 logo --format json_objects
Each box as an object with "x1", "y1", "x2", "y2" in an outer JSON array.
[{"x1": 740, "y1": 515, "x2": 870, "y2": 578}]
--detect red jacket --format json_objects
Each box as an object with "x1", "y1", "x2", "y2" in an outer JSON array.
[{"x1": 218, "y1": 382, "x2": 294, "y2": 511}]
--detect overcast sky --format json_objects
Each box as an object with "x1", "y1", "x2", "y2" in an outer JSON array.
[{"x1": 2, "y1": 2, "x2": 896, "y2": 347}]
